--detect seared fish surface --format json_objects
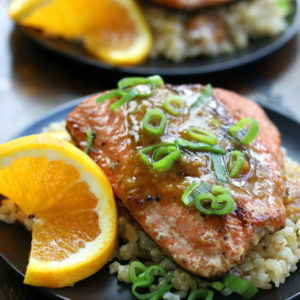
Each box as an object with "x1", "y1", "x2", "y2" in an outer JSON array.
[{"x1": 66, "y1": 84, "x2": 285, "y2": 277}]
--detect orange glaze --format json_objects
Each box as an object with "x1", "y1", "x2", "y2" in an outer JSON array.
[{"x1": 66, "y1": 84, "x2": 285, "y2": 277}]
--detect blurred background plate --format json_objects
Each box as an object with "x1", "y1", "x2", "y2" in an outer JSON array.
[
  {"x1": 0, "y1": 98, "x2": 300, "y2": 300},
  {"x1": 20, "y1": 0, "x2": 300, "y2": 76}
]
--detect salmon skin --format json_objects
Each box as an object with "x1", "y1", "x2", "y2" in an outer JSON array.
[{"x1": 66, "y1": 84, "x2": 285, "y2": 278}]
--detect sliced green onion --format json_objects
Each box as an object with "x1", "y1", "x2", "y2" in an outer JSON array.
[
  {"x1": 142, "y1": 109, "x2": 167, "y2": 136},
  {"x1": 97, "y1": 75, "x2": 164, "y2": 110},
  {"x1": 140, "y1": 143, "x2": 173, "y2": 166},
  {"x1": 191, "y1": 84, "x2": 213, "y2": 108},
  {"x1": 228, "y1": 150, "x2": 245, "y2": 177},
  {"x1": 175, "y1": 138, "x2": 225, "y2": 154},
  {"x1": 162, "y1": 95, "x2": 185, "y2": 116},
  {"x1": 131, "y1": 263, "x2": 172, "y2": 300},
  {"x1": 182, "y1": 182, "x2": 211, "y2": 206},
  {"x1": 187, "y1": 288, "x2": 214, "y2": 300},
  {"x1": 223, "y1": 275, "x2": 258, "y2": 299},
  {"x1": 210, "y1": 281, "x2": 225, "y2": 292},
  {"x1": 139, "y1": 143, "x2": 181, "y2": 172},
  {"x1": 153, "y1": 145, "x2": 176, "y2": 162},
  {"x1": 152, "y1": 145, "x2": 181, "y2": 172},
  {"x1": 187, "y1": 128, "x2": 217, "y2": 145},
  {"x1": 95, "y1": 89, "x2": 122, "y2": 104},
  {"x1": 211, "y1": 185, "x2": 230, "y2": 196},
  {"x1": 277, "y1": 0, "x2": 292, "y2": 16},
  {"x1": 118, "y1": 75, "x2": 164, "y2": 91},
  {"x1": 211, "y1": 194, "x2": 234, "y2": 215},
  {"x1": 194, "y1": 194, "x2": 217, "y2": 215},
  {"x1": 110, "y1": 88, "x2": 139, "y2": 111},
  {"x1": 129, "y1": 261, "x2": 148, "y2": 284},
  {"x1": 84, "y1": 130, "x2": 94, "y2": 154},
  {"x1": 228, "y1": 118, "x2": 259, "y2": 145},
  {"x1": 211, "y1": 154, "x2": 227, "y2": 183}
]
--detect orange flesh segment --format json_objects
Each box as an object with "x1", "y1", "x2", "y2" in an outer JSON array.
[{"x1": 0, "y1": 156, "x2": 100, "y2": 262}]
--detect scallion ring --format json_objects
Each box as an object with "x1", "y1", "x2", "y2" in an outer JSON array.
[
  {"x1": 130, "y1": 263, "x2": 172, "y2": 300},
  {"x1": 175, "y1": 138, "x2": 225, "y2": 154},
  {"x1": 194, "y1": 194, "x2": 217, "y2": 215},
  {"x1": 211, "y1": 153, "x2": 227, "y2": 183},
  {"x1": 187, "y1": 288, "x2": 214, "y2": 300},
  {"x1": 228, "y1": 118, "x2": 259, "y2": 145},
  {"x1": 162, "y1": 95, "x2": 185, "y2": 116},
  {"x1": 210, "y1": 281, "x2": 225, "y2": 292},
  {"x1": 187, "y1": 127, "x2": 217, "y2": 145},
  {"x1": 110, "y1": 88, "x2": 139, "y2": 111},
  {"x1": 211, "y1": 185, "x2": 230, "y2": 196},
  {"x1": 182, "y1": 182, "x2": 211, "y2": 206},
  {"x1": 139, "y1": 143, "x2": 181, "y2": 172},
  {"x1": 118, "y1": 75, "x2": 164, "y2": 91},
  {"x1": 95, "y1": 89, "x2": 123, "y2": 104},
  {"x1": 152, "y1": 145, "x2": 181, "y2": 172},
  {"x1": 142, "y1": 109, "x2": 167, "y2": 136},
  {"x1": 211, "y1": 194, "x2": 235, "y2": 215},
  {"x1": 191, "y1": 84, "x2": 213, "y2": 108},
  {"x1": 129, "y1": 261, "x2": 148, "y2": 284},
  {"x1": 84, "y1": 130, "x2": 94, "y2": 154},
  {"x1": 223, "y1": 275, "x2": 258, "y2": 299},
  {"x1": 228, "y1": 150, "x2": 245, "y2": 177}
]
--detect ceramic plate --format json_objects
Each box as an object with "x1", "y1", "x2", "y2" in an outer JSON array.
[{"x1": 0, "y1": 98, "x2": 300, "y2": 300}]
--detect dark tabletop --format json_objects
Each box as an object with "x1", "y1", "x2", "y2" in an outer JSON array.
[{"x1": 1, "y1": 0, "x2": 300, "y2": 299}]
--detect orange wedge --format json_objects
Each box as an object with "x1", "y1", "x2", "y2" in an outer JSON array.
[
  {"x1": 8, "y1": 0, "x2": 152, "y2": 65},
  {"x1": 0, "y1": 134, "x2": 117, "y2": 287}
]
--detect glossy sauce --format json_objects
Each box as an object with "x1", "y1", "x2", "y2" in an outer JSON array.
[{"x1": 117, "y1": 85, "x2": 283, "y2": 226}]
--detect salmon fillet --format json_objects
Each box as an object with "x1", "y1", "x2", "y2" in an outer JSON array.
[
  {"x1": 147, "y1": 0, "x2": 235, "y2": 10},
  {"x1": 66, "y1": 84, "x2": 285, "y2": 277}
]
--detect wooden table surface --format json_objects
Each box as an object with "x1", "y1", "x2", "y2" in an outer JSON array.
[{"x1": 1, "y1": 1, "x2": 300, "y2": 299}]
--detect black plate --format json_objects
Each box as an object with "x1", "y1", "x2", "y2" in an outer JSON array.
[
  {"x1": 20, "y1": 0, "x2": 300, "y2": 76},
  {"x1": 1, "y1": 98, "x2": 300, "y2": 300}
]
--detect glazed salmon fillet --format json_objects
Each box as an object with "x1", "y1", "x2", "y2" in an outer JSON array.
[
  {"x1": 148, "y1": 0, "x2": 235, "y2": 10},
  {"x1": 66, "y1": 84, "x2": 285, "y2": 277}
]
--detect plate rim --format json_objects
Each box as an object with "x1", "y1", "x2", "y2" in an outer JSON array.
[{"x1": 19, "y1": 0, "x2": 300, "y2": 76}]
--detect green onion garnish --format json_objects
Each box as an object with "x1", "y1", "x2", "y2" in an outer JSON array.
[
  {"x1": 129, "y1": 262, "x2": 172, "y2": 300},
  {"x1": 118, "y1": 75, "x2": 164, "y2": 91},
  {"x1": 187, "y1": 288, "x2": 214, "y2": 300},
  {"x1": 187, "y1": 127, "x2": 217, "y2": 145},
  {"x1": 223, "y1": 275, "x2": 258, "y2": 299},
  {"x1": 95, "y1": 90, "x2": 123, "y2": 104},
  {"x1": 162, "y1": 95, "x2": 185, "y2": 116},
  {"x1": 110, "y1": 88, "x2": 139, "y2": 111},
  {"x1": 96, "y1": 75, "x2": 164, "y2": 110},
  {"x1": 228, "y1": 150, "x2": 245, "y2": 177},
  {"x1": 175, "y1": 138, "x2": 225, "y2": 154},
  {"x1": 191, "y1": 84, "x2": 213, "y2": 108},
  {"x1": 182, "y1": 184, "x2": 234, "y2": 216},
  {"x1": 211, "y1": 153, "x2": 227, "y2": 183},
  {"x1": 129, "y1": 261, "x2": 147, "y2": 284},
  {"x1": 194, "y1": 190, "x2": 234, "y2": 216},
  {"x1": 228, "y1": 118, "x2": 259, "y2": 146},
  {"x1": 84, "y1": 130, "x2": 94, "y2": 154},
  {"x1": 181, "y1": 182, "x2": 211, "y2": 206},
  {"x1": 142, "y1": 109, "x2": 167, "y2": 136},
  {"x1": 140, "y1": 143, "x2": 181, "y2": 172},
  {"x1": 210, "y1": 281, "x2": 225, "y2": 292}
]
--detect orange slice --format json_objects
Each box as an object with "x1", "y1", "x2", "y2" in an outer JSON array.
[
  {"x1": 0, "y1": 134, "x2": 117, "y2": 287},
  {"x1": 8, "y1": 0, "x2": 152, "y2": 65}
]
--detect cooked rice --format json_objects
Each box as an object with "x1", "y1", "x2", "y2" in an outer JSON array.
[
  {"x1": 1, "y1": 121, "x2": 300, "y2": 299},
  {"x1": 141, "y1": 0, "x2": 290, "y2": 61}
]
